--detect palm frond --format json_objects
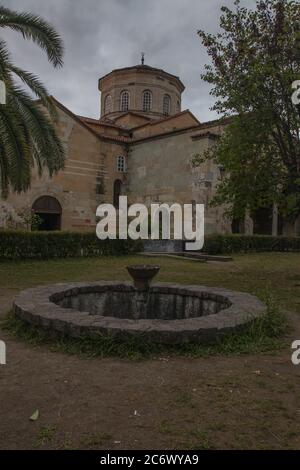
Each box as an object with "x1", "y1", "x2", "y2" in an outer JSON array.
[
  {"x1": 0, "y1": 144, "x2": 9, "y2": 197},
  {"x1": 0, "y1": 5, "x2": 65, "y2": 196},
  {"x1": 0, "y1": 6, "x2": 64, "y2": 67},
  {"x1": 0, "y1": 38, "x2": 11, "y2": 80},
  {"x1": 0, "y1": 100, "x2": 31, "y2": 193},
  {"x1": 9, "y1": 86, "x2": 65, "y2": 175},
  {"x1": 10, "y1": 66, "x2": 57, "y2": 117}
]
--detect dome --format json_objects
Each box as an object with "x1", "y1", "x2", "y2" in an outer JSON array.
[{"x1": 98, "y1": 64, "x2": 185, "y2": 121}]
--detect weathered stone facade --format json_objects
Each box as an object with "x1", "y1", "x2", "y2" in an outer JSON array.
[
  {"x1": 127, "y1": 126, "x2": 229, "y2": 234},
  {"x1": 1, "y1": 62, "x2": 298, "y2": 235}
]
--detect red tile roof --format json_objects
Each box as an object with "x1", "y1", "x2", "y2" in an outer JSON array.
[
  {"x1": 78, "y1": 115, "x2": 126, "y2": 130},
  {"x1": 130, "y1": 109, "x2": 200, "y2": 132}
]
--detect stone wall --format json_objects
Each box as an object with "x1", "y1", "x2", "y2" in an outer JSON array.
[{"x1": 126, "y1": 128, "x2": 231, "y2": 235}]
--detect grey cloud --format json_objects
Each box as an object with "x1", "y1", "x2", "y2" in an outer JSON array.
[{"x1": 1, "y1": 0, "x2": 256, "y2": 122}]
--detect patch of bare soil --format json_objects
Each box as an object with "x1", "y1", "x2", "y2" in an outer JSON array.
[{"x1": 0, "y1": 290, "x2": 300, "y2": 450}]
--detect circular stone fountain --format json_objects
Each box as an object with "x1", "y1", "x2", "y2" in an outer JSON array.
[{"x1": 13, "y1": 266, "x2": 266, "y2": 344}]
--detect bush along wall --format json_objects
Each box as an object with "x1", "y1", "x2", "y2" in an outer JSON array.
[
  {"x1": 0, "y1": 231, "x2": 143, "y2": 260},
  {"x1": 202, "y1": 234, "x2": 300, "y2": 255}
]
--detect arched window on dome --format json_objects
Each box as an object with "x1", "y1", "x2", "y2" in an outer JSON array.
[
  {"x1": 120, "y1": 90, "x2": 130, "y2": 111},
  {"x1": 163, "y1": 94, "x2": 171, "y2": 116},
  {"x1": 104, "y1": 94, "x2": 112, "y2": 114},
  {"x1": 116, "y1": 155, "x2": 126, "y2": 173},
  {"x1": 142, "y1": 90, "x2": 152, "y2": 112}
]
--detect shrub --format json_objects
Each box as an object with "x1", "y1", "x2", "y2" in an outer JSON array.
[
  {"x1": 203, "y1": 234, "x2": 300, "y2": 255},
  {"x1": 0, "y1": 230, "x2": 143, "y2": 260}
]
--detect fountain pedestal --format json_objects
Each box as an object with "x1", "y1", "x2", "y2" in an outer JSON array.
[{"x1": 126, "y1": 265, "x2": 160, "y2": 291}]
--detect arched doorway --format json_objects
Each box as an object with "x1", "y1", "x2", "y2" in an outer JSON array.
[
  {"x1": 32, "y1": 196, "x2": 62, "y2": 231},
  {"x1": 113, "y1": 180, "x2": 123, "y2": 209}
]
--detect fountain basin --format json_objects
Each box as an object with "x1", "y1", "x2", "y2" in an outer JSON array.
[{"x1": 13, "y1": 282, "x2": 266, "y2": 344}]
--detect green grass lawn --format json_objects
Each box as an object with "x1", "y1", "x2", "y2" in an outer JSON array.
[
  {"x1": 0, "y1": 252, "x2": 299, "y2": 358},
  {"x1": 0, "y1": 252, "x2": 299, "y2": 312}
]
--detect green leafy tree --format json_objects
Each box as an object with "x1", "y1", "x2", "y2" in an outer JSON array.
[
  {"x1": 0, "y1": 5, "x2": 65, "y2": 197},
  {"x1": 197, "y1": 0, "x2": 300, "y2": 225}
]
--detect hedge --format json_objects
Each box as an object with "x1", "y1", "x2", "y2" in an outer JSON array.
[
  {"x1": 0, "y1": 231, "x2": 143, "y2": 260},
  {"x1": 203, "y1": 234, "x2": 300, "y2": 255},
  {"x1": 1, "y1": 231, "x2": 299, "y2": 260}
]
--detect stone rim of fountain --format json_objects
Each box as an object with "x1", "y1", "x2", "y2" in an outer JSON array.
[{"x1": 13, "y1": 281, "x2": 266, "y2": 345}]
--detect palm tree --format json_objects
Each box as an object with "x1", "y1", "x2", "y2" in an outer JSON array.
[{"x1": 0, "y1": 5, "x2": 65, "y2": 197}]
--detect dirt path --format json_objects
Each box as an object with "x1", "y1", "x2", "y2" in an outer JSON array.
[{"x1": 0, "y1": 291, "x2": 300, "y2": 450}]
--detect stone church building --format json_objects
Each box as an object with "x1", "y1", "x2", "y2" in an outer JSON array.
[{"x1": 1, "y1": 62, "x2": 297, "y2": 236}]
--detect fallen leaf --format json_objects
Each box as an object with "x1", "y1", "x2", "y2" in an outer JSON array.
[{"x1": 30, "y1": 409, "x2": 39, "y2": 421}]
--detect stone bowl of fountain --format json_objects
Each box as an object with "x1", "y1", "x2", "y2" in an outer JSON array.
[
  {"x1": 13, "y1": 266, "x2": 266, "y2": 345},
  {"x1": 126, "y1": 265, "x2": 160, "y2": 290}
]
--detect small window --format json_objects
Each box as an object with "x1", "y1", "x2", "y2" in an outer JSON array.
[
  {"x1": 163, "y1": 94, "x2": 171, "y2": 116},
  {"x1": 142, "y1": 90, "x2": 152, "y2": 112},
  {"x1": 120, "y1": 90, "x2": 129, "y2": 111},
  {"x1": 117, "y1": 155, "x2": 126, "y2": 172},
  {"x1": 104, "y1": 94, "x2": 112, "y2": 114}
]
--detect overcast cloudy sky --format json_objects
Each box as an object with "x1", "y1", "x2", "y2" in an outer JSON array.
[{"x1": 1, "y1": 0, "x2": 255, "y2": 122}]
